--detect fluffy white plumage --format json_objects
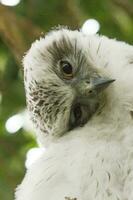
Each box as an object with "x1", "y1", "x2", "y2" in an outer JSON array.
[{"x1": 15, "y1": 28, "x2": 133, "y2": 200}]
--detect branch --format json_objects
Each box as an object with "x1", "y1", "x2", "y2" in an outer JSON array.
[
  {"x1": 0, "y1": 5, "x2": 42, "y2": 65},
  {"x1": 111, "y1": 0, "x2": 133, "y2": 18}
]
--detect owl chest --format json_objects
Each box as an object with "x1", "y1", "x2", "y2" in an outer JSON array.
[
  {"x1": 62, "y1": 141, "x2": 126, "y2": 200},
  {"x1": 32, "y1": 141, "x2": 128, "y2": 200}
]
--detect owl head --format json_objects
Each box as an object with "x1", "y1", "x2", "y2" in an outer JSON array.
[{"x1": 23, "y1": 28, "x2": 115, "y2": 144}]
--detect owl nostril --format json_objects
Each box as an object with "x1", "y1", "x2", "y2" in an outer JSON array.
[
  {"x1": 85, "y1": 80, "x2": 90, "y2": 84},
  {"x1": 89, "y1": 90, "x2": 93, "y2": 94}
]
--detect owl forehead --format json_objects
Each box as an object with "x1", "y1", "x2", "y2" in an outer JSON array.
[
  {"x1": 24, "y1": 29, "x2": 99, "y2": 86},
  {"x1": 44, "y1": 33, "x2": 88, "y2": 70}
]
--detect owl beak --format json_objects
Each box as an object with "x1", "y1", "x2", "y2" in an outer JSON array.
[
  {"x1": 74, "y1": 77, "x2": 115, "y2": 97},
  {"x1": 91, "y1": 77, "x2": 115, "y2": 92},
  {"x1": 69, "y1": 77, "x2": 115, "y2": 130}
]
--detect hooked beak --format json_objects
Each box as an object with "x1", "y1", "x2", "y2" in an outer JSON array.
[
  {"x1": 91, "y1": 77, "x2": 115, "y2": 92},
  {"x1": 74, "y1": 76, "x2": 115, "y2": 97},
  {"x1": 69, "y1": 77, "x2": 115, "y2": 130}
]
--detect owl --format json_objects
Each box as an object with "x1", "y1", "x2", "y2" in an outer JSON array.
[{"x1": 15, "y1": 28, "x2": 133, "y2": 200}]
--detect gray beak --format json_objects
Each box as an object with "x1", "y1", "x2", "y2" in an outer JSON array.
[
  {"x1": 92, "y1": 77, "x2": 115, "y2": 92},
  {"x1": 74, "y1": 77, "x2": 115, "y2": 97},
  {"x1": 69, "y1": 76, "x2": 115, "y2": 130}
]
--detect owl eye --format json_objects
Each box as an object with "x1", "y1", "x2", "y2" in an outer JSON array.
[{"x1": 60, "y1": 60, "x2": 73, "y2": 79}]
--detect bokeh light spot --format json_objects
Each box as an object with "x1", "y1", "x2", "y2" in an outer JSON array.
[
  {"x1": 5, "y1": 114, "x2": 23, "y2": 134},
  {"x1": 25, "y1": 148, "x2": 46, "y2": 169},
  {"x1": 81, "y1": 19, "x2": 100, "y2": 35},
  {"x1": 0, "y1": 0, "x2": 21, "y2": 6}
]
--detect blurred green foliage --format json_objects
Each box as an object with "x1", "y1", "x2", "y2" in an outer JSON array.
[{"x1": 0, "y1": 0, "x2": 132, "y2": 199}]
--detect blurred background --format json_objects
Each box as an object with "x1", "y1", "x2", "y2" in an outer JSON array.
[{"x1": 0, "y1": 0, "x2": 133, "y2": 199}]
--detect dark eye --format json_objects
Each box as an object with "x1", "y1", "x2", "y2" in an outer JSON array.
[{"x1": 60, "y1": 60, "x2": 73, "y2": 79}]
